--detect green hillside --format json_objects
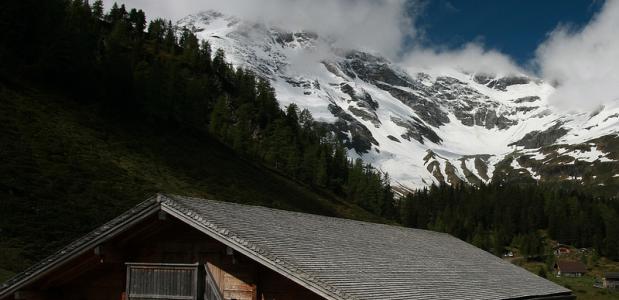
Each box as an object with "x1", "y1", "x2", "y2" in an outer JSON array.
[
  {"x1": 0, "y1": 84, "x2": 380, "y2": 281},
  {"x1": 0, "y1": 0, "x2": 395, "y2": 283}
]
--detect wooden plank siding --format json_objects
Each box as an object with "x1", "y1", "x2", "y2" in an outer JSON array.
[{"x1": 10, "y1": 214, "x2": 323, "y2": 300}]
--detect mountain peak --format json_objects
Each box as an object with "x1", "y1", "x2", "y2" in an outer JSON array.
[{"x1": 177, "y1": 12, "x2": 619, "y2": 189}]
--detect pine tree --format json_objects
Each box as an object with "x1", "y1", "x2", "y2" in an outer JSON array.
[
  {"x1": 164, "y1": 21, "x2": 176, "y2": 52},
  {"x1": 92, "y1": 0, "x2": 104, "y2": 19},
  {"x1": 213, "y1": 48, "x2": 228, "y2": 77},
  {"x1": 315, "y1": 149, "x2": 328, "y2": 187},
  {"x1": 380, "y1": 173, "x2": 397, "y2": 219},
  {"x1": 232, "y1": 104, "x2": 253, "y2": 153},
  {"x1": 199, "y1": 40, "x2": 213, "y2": 71},
  {"x1": 129, "y1": 9, "x2": 146, "y2": 35},
  {"x1": 107, "y1": 3, "x2": 127, "y2": 23},
  {"x1": 471, "y1": 224, "x2": 487, "y2": 250},
  {"x1": 209, "y1": 96, "x2": 231, "y2": 139},
  {"x1": 147, "y1": 19, "x2": 167, "y2": 44},
  {"x1": 299, "y1": 109, "x2": 314, "y2": 130}
]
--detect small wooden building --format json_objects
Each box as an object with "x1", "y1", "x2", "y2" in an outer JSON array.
[
  {"x1": 554, "y1": 260, "x2": 587, "y2": 277},
  {"x1": 603, "y1": 272, "x2": 619, "y2": 289},
  {"x1": 1, "y1": 194, "x2": 574, "y2": 300},
  {"x1": 554, "y1": 246, "x2": 571, "y2": 256}
]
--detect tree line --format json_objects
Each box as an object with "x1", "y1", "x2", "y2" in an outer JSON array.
[{"x1": 400, "y1": 183, "x2": 619, "y2": 259}]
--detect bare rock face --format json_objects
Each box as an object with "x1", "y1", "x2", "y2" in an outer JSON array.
[
  {"x1": 377, "y1": 83, "x2": 450, "y2": 127},
  {"x1": 340, "y1": 84, "x2": 378, "y2": 110},
  {"x1": 349, "y1": 106, "x2": 381, "y2": 127},
  {"x1": 487, "y1": 76, "x2": 531, "y2": 91},
  {"x1": 514, "y1": 96, "x2": 540, "y2": 103},
  {"x1": 387, "y1": 135, "x2": 401, "y2": 143},
  {"x1": 339, "y1": 51, "x2": 413, "y2": 88},
  {"x1": 474, "y1": 108, "x2": 518, "y2": 130},
  {"x1": 391, "y1": 116, "x2": 442, "y2": 145},
  {"x1": 474, "y1": 73, "x2": 531, "y2": 91},
  {"x1": 509, "y1": 122, "x2": 569, "y2": 149},
  {"x1": 473, "y1": 73, "x2": 494, "y2": 85},
  {"x1": 274, "y1": 31, "x2": 318, "y2": 48},
  {"x1": 326, "y1": 104, "x2": 378, "y2": 154}
]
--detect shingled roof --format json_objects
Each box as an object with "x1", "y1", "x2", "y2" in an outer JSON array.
[{"x1": 1, "y1": 194, "x2": 572, "y2": 300}]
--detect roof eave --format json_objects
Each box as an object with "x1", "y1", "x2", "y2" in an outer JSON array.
[
  {"x1": 0, "y1": 197, "x2": 161, "y2": 298},
  {"x1": 507, "y1": 291, "x2": 576, "y2": 300}
]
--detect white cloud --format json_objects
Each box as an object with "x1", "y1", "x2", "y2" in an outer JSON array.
[
  {"x1": 102, "y1": 0, "x2": 520, "y2": 74},
  {"x1": 535, "y1": 0, "x2": 619, "y2": 111},
  {"x1": 102, "y1": 0, "x2": 415, "y2": 59},
  {"x1": 401, "y1": 43, "x2": 524, "y2": 76},
  {"x1": 101, "y1": 0, "x2": 202, "y2": 21}
]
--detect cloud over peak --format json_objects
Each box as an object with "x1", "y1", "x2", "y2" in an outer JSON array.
[
  {"x1": 535, "y1": 0, "x2": 619, "y2": 111},
  {"x1": 217, "y1": 0, "x2": 415, "y2": 59},
  {"x1": 104, "y1": 0, "x2": 619, "y2": 111},
  {"x1": 402, "y1": 43, "x2": 525, "y2": 76},
  {"x1": 103, "y1": 0, "x2": 416, "y2": 59}
]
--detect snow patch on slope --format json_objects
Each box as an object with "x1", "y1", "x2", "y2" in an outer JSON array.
[{"x1": 178, "y1": 11, "x2": 619, "y2": 189}]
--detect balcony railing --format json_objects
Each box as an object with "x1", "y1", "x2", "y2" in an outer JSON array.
[
  {"x1": 126, "y1": 263, "x2": 199, "y2": 300},
  {"x1": 125, "y1": 262, "x2": 224, "y2": 300}
]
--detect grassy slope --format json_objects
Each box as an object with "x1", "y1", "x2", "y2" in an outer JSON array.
[
  {"x1": 519, "y1": 261, "x2": 619, "y2": 300},
  {"x1": 510, "y1": 241, "x2": 619, "y2": 300},
  {"x1": 0, "y1": 84, "x2": 380, "y2": 282}
]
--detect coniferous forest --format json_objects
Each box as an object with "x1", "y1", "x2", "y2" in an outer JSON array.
[
  {"x1": 400, "y1": 184, "x2": 619, "y2": 260},
  {"x1": 0, "y1": 0, "x2": 395, "y2": 214},
  {"x1": 0, "y1": 0, "x2": 618, "y2": 280}
]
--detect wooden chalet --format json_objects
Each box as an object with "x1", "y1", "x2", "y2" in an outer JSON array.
[
  {"x1": 554, "y1": 260, "x2": 587, "y2": 277},
  {"x1": 1, "y1": 194, "x2": 574, "y2": 300},
  {"x1": 603, "y1": 272, "x2": 619, "y2": 289}
]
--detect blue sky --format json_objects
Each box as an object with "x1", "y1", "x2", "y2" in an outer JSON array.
[{"x1": 413, "y1": 0, "x2": 604, "y2": 65}]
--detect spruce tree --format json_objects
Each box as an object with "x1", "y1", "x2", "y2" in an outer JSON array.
[{"x1": 92, "y1": 0, "x2": 104, "y2": 19}]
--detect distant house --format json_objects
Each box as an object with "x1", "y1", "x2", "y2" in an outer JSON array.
[
  {"x1": 603, "y1": 272, "x2": 619, "y2": 289},
  {"x1": 503, "y1": 250, "x2": 514, "y2": 258},
  {"x1": 554, "y1": 260, "x2": 587, "y2": 277},
  {"x1": 554, "y1": 246, "x2": 571, "y2": 256},
  {"x1": 0, "y1": 194, "x2": 574, "y2": 300}
]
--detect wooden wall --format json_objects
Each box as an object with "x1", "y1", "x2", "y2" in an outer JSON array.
[{"x1": 9, "y1": 213, "x2": 324, "y2": 300}]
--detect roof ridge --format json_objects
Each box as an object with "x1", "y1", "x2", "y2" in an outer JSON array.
[
  {"x1": 162, "y1": 193, "x2": 449, "y2": 237},
  {"x1": 160, "y1": 194, "x2": 356, "y2": 300}
]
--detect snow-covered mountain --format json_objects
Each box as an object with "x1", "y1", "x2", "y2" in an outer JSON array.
[{"x1": 178, "y1": 11, "x2": 619, "y2": 192}]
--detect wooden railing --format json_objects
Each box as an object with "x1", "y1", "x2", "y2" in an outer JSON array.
[
  {"x1": 126, "y1": 263, "x2": 199, "y2": 300},
  {"x1": 203, "y1": 265, "x2": 224, "y2": 300}
]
